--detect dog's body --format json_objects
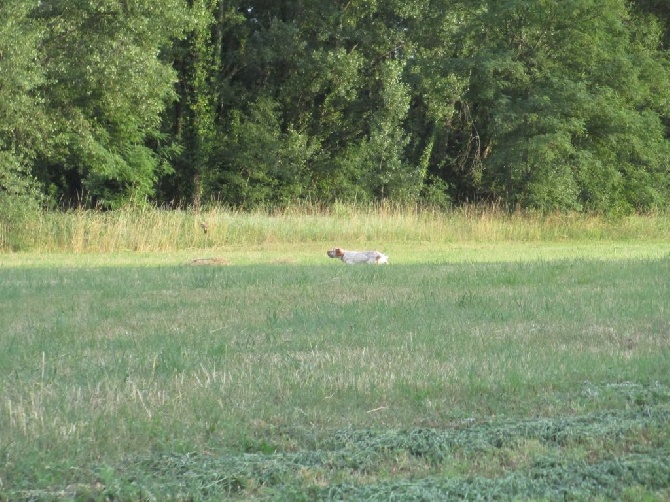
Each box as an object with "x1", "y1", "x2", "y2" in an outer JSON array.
[{"x1": 327, "y1": 247, "x2": 389, "y2": 264}]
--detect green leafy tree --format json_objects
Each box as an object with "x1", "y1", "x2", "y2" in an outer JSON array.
[
  {"x1": 208, "y1": 96, "x2": 316, "y2": 206},
  {"x1": 158, "y1": 0, "x2": 232, "y2": 208},
  {"x1": 33, "y1": 0, "x2": 187, "y2": 207},
  {"x1": 449, "y1": 0, "x2": 670, "y2": 212},
  {"x1": 3, "y1": 0, "x2": 670, "y2": 213},
  {"x1": 163, "y1": 0, "x2": 435, "y2": 206},
  {"x1": 632, "y1": 0, "x2": 670, "y2": 48},
  {"x1": 310, "y1": 0, "x2": 429, "y2": 202},
  {"x1": 0, "y1": 0, "x2": 45, "y2": 247}
]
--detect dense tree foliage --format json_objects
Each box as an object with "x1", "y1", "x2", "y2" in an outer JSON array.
[
  {"x1": 2, "y1": 0, "x2": 669, "y2": 212},
  {"x1": 0, "y1": 0, "x2": 44, "y2": 247}
]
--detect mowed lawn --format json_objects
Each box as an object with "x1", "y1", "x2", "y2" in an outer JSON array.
[{"x1": 1, "y1": 244, "x2": 669, "y2": 500}]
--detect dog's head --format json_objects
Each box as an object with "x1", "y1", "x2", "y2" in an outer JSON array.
[
  {"x1": 326, "y1": 248, "x2": 344, "y2": 259},
  {"x1": 375, "y1": 253, "x2": 389, "y2": 264}
]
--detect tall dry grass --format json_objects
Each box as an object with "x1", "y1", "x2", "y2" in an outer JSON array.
[{"x1": 3, "y1": 202, "x2": 670, "y2": 252}]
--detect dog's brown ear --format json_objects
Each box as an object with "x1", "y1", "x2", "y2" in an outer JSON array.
[{"x1": 335, "y1": 248, "x2": 344, "y2": 257}]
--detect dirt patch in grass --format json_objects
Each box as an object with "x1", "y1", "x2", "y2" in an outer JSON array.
[{"x1": 189, "y1": 257, "x2": 229, "y2": 266}]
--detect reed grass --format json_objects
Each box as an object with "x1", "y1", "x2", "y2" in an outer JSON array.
[{"x1": 4, "y1": 203, "x2": 670, "y2": 252}]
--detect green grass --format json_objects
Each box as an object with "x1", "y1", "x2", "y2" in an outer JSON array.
[{"x1": 1, "y1": 249, "x2": 669, "y2": 499}]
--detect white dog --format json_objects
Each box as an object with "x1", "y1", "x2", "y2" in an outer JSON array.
[{"x1": 326, "y1": 247, "x2": 389, "y2": 264}]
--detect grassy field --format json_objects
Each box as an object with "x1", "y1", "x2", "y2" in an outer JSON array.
[{"x1": 1, "y1": 209, "x2": 670, "y2": 499}]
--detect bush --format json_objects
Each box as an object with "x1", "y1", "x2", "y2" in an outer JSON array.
[{"x1": 0, "y1": 152, "x2": 41, "y2": 250}]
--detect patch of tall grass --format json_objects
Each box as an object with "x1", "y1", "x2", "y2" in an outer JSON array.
[{"x1": 4, "y1": 202, "x2": 670, "y2": 252}]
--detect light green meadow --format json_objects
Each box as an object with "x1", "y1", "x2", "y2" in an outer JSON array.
[{"x1": 1, "y1": 209, "x2": 669, "y2": 499}]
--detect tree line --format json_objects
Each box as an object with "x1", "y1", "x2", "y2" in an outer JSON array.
[{"x1": 2, "y1": 0, "x2": 670, "y2": 215}]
